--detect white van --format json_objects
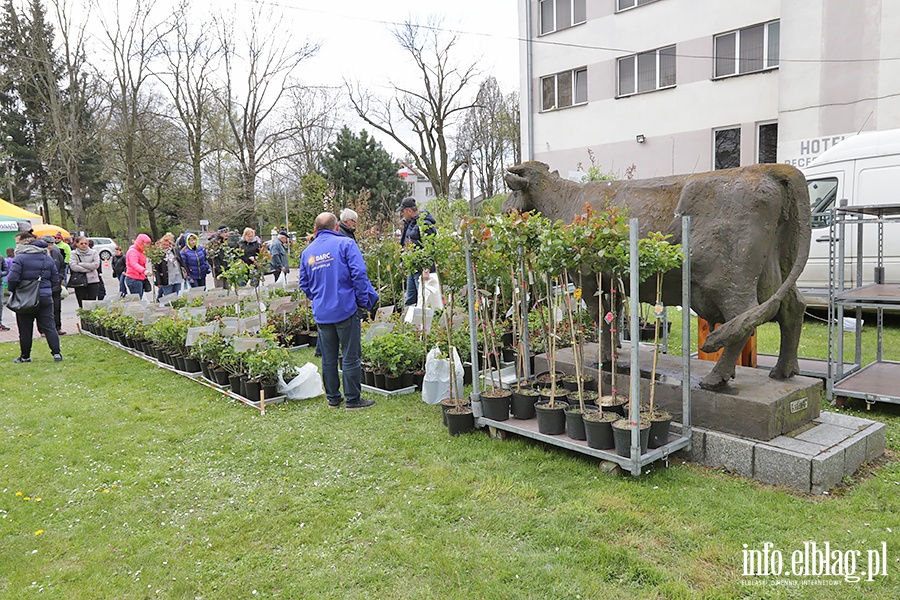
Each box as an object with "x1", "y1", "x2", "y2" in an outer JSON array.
[{"x1": 800, "y1": 129, "x2": 900, "y2": 297}]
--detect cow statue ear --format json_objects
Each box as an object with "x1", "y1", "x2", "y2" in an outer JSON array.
[{"x1": 552, "y1": 170, "x2": 560, "y2": 178}]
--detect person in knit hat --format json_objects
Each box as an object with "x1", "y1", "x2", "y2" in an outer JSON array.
[{"x1": 124, "y1": 233, "x2": 152, "y2": 298}]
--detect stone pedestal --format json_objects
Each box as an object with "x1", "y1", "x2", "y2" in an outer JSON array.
[{"x1": 536, "y1": 343, "x2": 885, "y2": 494}]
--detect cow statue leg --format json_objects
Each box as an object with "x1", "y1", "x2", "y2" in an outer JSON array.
[
  {"x1": 769, "y1": 286, "x2": 804, "y2": 380},
  {"x1": 700, "y1": 331, "x2": 752, "y2": 390}
]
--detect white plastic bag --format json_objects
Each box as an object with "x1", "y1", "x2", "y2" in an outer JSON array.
[
  {"x1": 417, "y1": 271, "x2": 444, "y2": 311},
  {"x1": 421, "y1": 346, "x2": 465, "y2": 405},
  {"x1": 277, "y1": 362, "x2": 325, "y2": 399}
]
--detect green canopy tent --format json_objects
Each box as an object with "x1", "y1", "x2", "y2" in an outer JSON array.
[{"x1": 1, "y1": 215, "x2": 31, "y2": 287}]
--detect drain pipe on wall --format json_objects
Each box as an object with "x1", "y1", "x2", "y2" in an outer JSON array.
[{"x1": 525, "y1": 0, "x2": 534, "y2": 161}]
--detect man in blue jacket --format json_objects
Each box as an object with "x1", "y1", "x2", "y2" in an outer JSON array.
[{"x1": 300, "y1": 212, "x2": 379, "y2": 410}]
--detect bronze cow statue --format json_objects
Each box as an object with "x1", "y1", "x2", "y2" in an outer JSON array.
[{"x1": 503, "y1": 161, "x2": 812, "y2": 391}]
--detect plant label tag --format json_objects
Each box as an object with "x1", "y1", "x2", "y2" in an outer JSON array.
[
  {"x1": 604, "y1": 311, "x2": 614, "y2": 324},
  {"x1": 654, "y1": 302, "x2": 665, "y2": 319},
  {"x1": 528, "y1": 270, "x2": 534, "y2": 285},
  {"x1": 259, "y1": 301, "x2": 266, "y2": 312}
]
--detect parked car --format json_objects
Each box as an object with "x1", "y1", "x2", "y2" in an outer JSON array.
[{"x1": 88, "y1": 237, "x2": 117, "y2": 261}]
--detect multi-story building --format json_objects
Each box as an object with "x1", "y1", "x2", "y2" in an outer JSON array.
[{"x1": 518, "y1": 0, "x2": 900, "y2": 179}]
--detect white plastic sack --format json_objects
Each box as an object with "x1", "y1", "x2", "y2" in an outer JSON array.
[
  {"x1": 277, "y1": 362, "x2": 325, "y2": 400},
  {"x1": 417, "y1": 271, "x2": 444, "y2": 311},
  {"x1": 421, "y1": 346, "x2": 465, "y2": 405}
]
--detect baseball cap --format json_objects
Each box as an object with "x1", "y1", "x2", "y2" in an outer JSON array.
[
  {"x1": 54, "y1": 232, "x2": 63, "y2": 239},
  {"x1": 217, "y1": 225, "x2": 229, "y2": 233},
  {"x1": 398, "y1": 197, "x2": 417, "y2": 212}
]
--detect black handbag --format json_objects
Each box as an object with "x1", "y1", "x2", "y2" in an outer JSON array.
[
  {"x1": 143, "y1": 278, "x2": 152, "y2": 292},
  {"x1": 68, "y1": 253, "x2": 88, "y2": 287},
  {"x1": 67, "y1": 270, "x2": 88, "y2": 287},
  {"x1": 8, "y1": 259, "x2": 45, "y2": 314}
]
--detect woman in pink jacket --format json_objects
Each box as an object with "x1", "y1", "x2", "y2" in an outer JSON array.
[{"x1": 124, "y1": 233, "x2": 152, "y2": 298}]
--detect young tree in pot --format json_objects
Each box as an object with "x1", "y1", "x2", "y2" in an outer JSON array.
[
  {"x1": 531, "y1": 222, "x2": 572, "y2": 434},
  {"x1": 580, "y1": 205, "x2": 630, "y2": 414},
  {"x1": 420, "y1": 219, "x2": 469, "y2": 414},
  {"x1": 636, "y1": 231, "x2": 683, "y2": 447}
]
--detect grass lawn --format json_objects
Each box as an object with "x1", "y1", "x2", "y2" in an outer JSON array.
[{"x1": 2, "y1": 323, "x2": 900, "y2": 599}]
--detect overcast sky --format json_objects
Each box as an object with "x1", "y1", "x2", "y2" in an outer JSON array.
[{"x1": 93, "y1": 0, "x2": 522, "y2": 156}]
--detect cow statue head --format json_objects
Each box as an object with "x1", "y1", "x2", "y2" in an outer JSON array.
[{"x1": 502, "y1": 161, "x2": 558, "y2": 213}]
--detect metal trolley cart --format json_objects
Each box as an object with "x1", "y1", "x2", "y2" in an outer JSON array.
[
  {"x1": 472, "y1": 217, "x2": 694, "y2": 476},
  {"x1": 828, "y1": 203, "x2": 900, "y2": 406}
]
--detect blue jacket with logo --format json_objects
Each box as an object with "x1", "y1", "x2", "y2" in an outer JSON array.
[{"x1": 299, "y1": 229, "x2": 378, "y2": 325}]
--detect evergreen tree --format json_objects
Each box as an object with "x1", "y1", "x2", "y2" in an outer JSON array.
[{"x1": 320, "y1": 126, "x2": 406, "y2": 221}]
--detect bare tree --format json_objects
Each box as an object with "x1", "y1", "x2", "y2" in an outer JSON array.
[
  {"x1": 215, "y1": 7, "x2": 318, "y2": 225},
  {"x1": 284, "y1": 84, "x2": 339, "y2": 175},
  {"x1": 96, "y1": 0, "x2": 171, "y2": 239},
  {"x1": 347, "y1": 18, "x2": 479, "y2": 198},
  {"x1": 158, "y1": 0, "x2": 219, "y2": 217}
]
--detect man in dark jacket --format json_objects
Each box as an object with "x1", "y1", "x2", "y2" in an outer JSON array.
[
  {"x1": 7, "y1": 232, "x2": 62, "y2": 363},
  {"x1": 398, "y1": 197, "x2": 436, "y2": 306},
  {"x1": 41, "y1": 235, "x2": 66, "y2": 335},
  {"x1": 338, "y1": 208, "x2": 358, "y2": 242},
  {"x1": 300, "y1": 212, "x2": 378, "y2": 410},
  {"x1": 267, "y1": 230, "x2": 289, "y2": 283}
]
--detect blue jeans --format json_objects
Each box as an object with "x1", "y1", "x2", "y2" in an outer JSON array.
[
  {"x1": 318, "y1": 312, "x2": 361, "y2": 405},
  {"x1": 124, "y1": 276, "x2": 145, "y2": 298},
  {"x1": 187, "y1": 278, "x2": 205, "y2": 290},
  {"x1": 118, "y1": 274, "x2": 127, "y2": 297},
  {"x1": 405, "y1": 272, "x2": 421, "y2": 306},
  {"x1": 157, "y1": 283, "x2": 180, "y2": 299}
]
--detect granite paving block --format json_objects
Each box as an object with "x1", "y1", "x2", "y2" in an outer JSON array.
[
  {"x1": 765, "y1": 435, "x2": 826, "y2": 457},
  {"x1": 814, "y1": 411, "x2": 872, "y2": 431},
  {"x1": 796, "y1": 423, "x2": 858, "y2": 448},
  {"x1": 671, "y1": 422, "x2": 705, "y2": 463},
  {"x1": 864, "y1": 423, "x2": 886, "y2": 462},
  {"x1": 754, "y1": 444, "x2": 811, "y2": 493},
  {"x1": 841, "y1": 432, "x2": 868, "y2": 477},
  {"x1": 811, "y1": 446, "x2": 845, "y2": 495},
  {"x1": 703, "y1": 430, "x2": 754, "y2": 478}
]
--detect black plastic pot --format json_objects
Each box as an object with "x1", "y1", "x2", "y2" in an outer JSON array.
[
  {"x1": 228, "y1": 373, "x2": 243, "y2": 395},
  {"x1": 385, "y1": 374, "x2": 403, "y2": 391},
  {"x1": 213, "y1": 368, "x2": 230, "y2": 386},
  {"x1": 599, "y1": 394, "x2": 628, "y2": 417},
  {"x1": 510, "y1": 388, "x2": 540, "y2": 419},
  {"x1": 261, "y1": 382, "x2": 279, "y2": 401},
  {"x1": 564, "y1": 405, "x2": 598, "y2": 441},
  {"x1": 611, "y1": 418, "x2": 650, "y2": 457},
  {"x1": 441, "y1": 399, "x2": 470, "y2": 427},
  {"x1": 534, "y1": 400, "x2": 567, "y2": 435},
  {"x1": 647, "y1": 411, "x2": 673, "y2": 449},
  {"x1": 244, "y1": 379, "x2": 261, "y2": 403},
  {"x1": 401, "y1": 372, "x2": 415, "y2": 389},
  {"x1": 373, "y1": 372, "x2": 386, "y2": 390},
  {"x1": 445, "y1": 407, "x2": 475, "y2": 436},
  {"x1": 183, "y1": 357, "x2": 201, "y2": 373},
  {"x1": 583, "y1": 412, "x2": 617, "y2": 450},
  {"x1": 480, "y1": 390, "x2": 512, "y2": 421}
]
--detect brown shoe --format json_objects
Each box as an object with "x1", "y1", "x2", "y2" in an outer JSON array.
[{"x1": 58, "y1": 330, "x2": 67, "y2": 336}]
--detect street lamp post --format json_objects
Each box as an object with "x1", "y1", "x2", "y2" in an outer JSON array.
[{"x1": 5, "y1": 135, "x2": 13, "y2": 203}]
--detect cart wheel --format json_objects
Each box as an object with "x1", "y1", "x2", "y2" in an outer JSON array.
[
  {"x1": 599, "y1": 460, "x2": 620, "y2": 475},
  {"x1": 488, "y1": 426, "x2": 507, "y2": 441},
  {"x1": 833, "y1": 396, "x2": 846, "y2": 408}
]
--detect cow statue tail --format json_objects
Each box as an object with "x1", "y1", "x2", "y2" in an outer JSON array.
[{"x1": 701, "y1": 167, "x2": 812, "y2": 353}]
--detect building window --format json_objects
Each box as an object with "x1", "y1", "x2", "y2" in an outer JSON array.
[
  {"x1": 540, "y1": 0, "x2": 587, "y2": 35},
  {"x1": 715, "y1": 21, "x2": 780, "y2": 78},
  {"x1": 617, "y1": 0, "x2": 659, "y2": 11},
  {"x1": 617, "y1": 45, "x2": 676, "y2": 97},
  {"x1": 714, "y1": 127, "x2": 741, "y2": 170},
  {"x1": 425, "y1": 187, "x2": 434, "y2": 197},
  {"x1": 757, "y1": 122, "x2": 778, "y2": 163},
  {"x1": 541, "y1": 68, "x2": 588, "y2": 111}
]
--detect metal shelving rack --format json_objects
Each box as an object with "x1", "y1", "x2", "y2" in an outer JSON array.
[
  {"x1": 474, "y1": 217, "x2": 694, "y2": 476},
  {"x1": 827, "y1": 203, "x2": 900, "y2": 405}
]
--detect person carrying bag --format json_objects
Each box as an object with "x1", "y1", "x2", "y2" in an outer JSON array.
[{"x1": 6, "y1": 231, "x2": 63, "y2": 363}]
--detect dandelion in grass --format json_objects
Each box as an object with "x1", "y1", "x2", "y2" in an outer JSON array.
[
  {"x1": 16, "y1": 491, "x2": 22, "y2": 497},
  {"x1": 35, "y1": 530, "x2": 44, "y2": 535}
]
